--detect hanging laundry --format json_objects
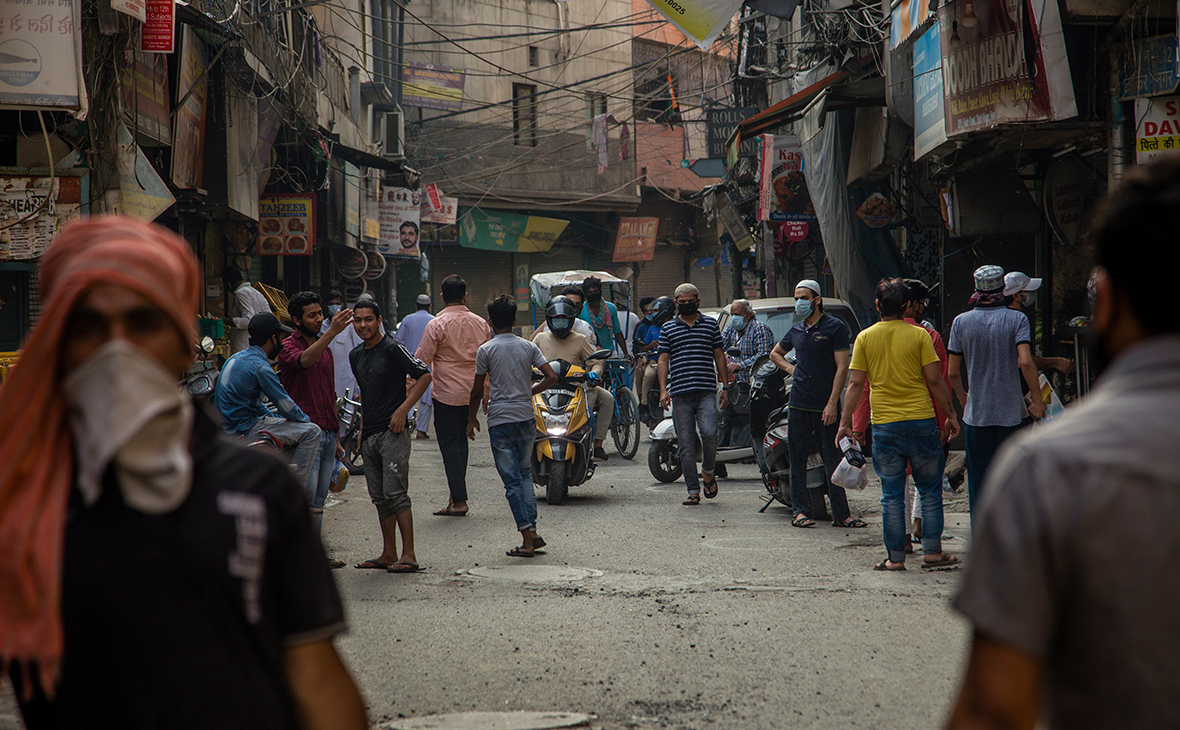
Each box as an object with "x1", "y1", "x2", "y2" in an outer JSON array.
[
  {"x1": 619, "y1": 121, "x2": 630, "y2": 161},
  {"x1": 592, "y1": 113, "x2": 609, "y2": 175}
]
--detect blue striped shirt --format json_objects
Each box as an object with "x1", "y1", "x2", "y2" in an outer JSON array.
[{"x1": 659, "y1": 315, "x2": 723, "y2": 395}]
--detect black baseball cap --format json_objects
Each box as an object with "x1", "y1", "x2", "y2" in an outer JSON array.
[{"x1": 248, "y1": 312, "x2": 292, "y2": 341}]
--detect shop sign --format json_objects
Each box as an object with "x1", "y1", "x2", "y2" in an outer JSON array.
[
  {"x1": 257, "y1": 194, "x2": 314, "y2": 256},
  {"x1": 378, "y1": 188, "x2": 420, "y2": 259},
  {"x1": 937, "y1": 0, "x2": 1076, "y2": 136},
  {"x1": 343, "y1": 162, "x2": 360, "y2": 237},
  {"x1": 139, "y1": 0, "x2": 175, "y2": 54},
  {"x1": 1043, "y1": 157, "x2": 1085, "y2": 245},
  {"x1": 855, "y1": 193, "x2": 897, "y2": 229},
  {"x1": 362, "y1": 250, "x2": 387, "y2": 281},
  {"x1": 612, "y1": 217, "x2": 658, "y2": 262},
  {"x1": 171, "y1": 25, "x2": 208, "y2": 189},
  {"x1": 459, "y1": 208, "x2": 569, "y2": 253},
  {"x1": 640, "y1": 0, "x2": 743, "y2": 48},
  {"x1": 1118, "y1": 35, "x2": 1179, "y2": 101},
  {"x1": 0, "y1": 176, "x2": 82, "y2": 261},
  {"x1": 402, "y1": 63, "x2": 465, "y2": 112},
  {"x1": 0, "y1": 3, "x2": 86, "y2": 113},
  {"x1": 706, "y1": 107, "x2": 757, "y2": 158},
  {"x1": 120, "y1": 51, "x2": 171, "y2": 145},
  {"x1": 112, "y1": 0, "x2": 147, "y2": 22},
  {"x1": 337, "y1": 247, "x2": 367, "y2": 279},
  {"x1": 420, "y1": 194, "x2": 457, "y2": 226},
  {"x1": 1135, "y1": 94, "x2": 1180, "y2": 164},
  {"x1": 757, "y1": 135, "x2": 816, "y2": 223},
  {"x1": 912, "y1": 22, "x2": 948, "y2": 160}
]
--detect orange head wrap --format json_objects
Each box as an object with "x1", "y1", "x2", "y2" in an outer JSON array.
[{"x1": 0, "y1": 216, "x2": 199, "y2": 690}]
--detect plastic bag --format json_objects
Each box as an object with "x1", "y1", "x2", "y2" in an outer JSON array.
[{"x1": 831, "y1": 438, "x2": 868, "y2": 490}]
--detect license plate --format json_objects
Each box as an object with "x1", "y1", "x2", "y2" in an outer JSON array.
[{"x1": 806, "y1": 453, "x2": 823, "y2": 470}]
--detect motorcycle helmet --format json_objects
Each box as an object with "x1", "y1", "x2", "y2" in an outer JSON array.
[
  {"x1": 647, "y1": 296, "x2": 674, "y2": 324},
  {"x1": 546, "y1": 295, "x2": 578, "y2": 339}
]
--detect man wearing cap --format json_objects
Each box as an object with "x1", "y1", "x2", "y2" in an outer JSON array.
[
  {"x1": 0, "y1": 217, "x2": 366, "y2": 728},
  {"x1": 1006, "y1": 272, "x2": 1072, "y2": 426},
  {"x1": 394, "y1": 293, "x2": 436, "y2": 440},
  {"x1": 658, "y1": 283, "x2": 730, "y2": 505},
  {"x1": 216, "y1": 312, "x2": 324, "y2": 488},
  {"x1": 770, "y1": 280, "x2": 863, "y2": 529},
  {"x1": 948, "y1": 265, "x2": 1045, "y2": 515}
]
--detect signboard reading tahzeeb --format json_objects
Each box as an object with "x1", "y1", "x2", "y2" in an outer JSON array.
[{"x1": 258, "y1": 194, "x2": 314, "y2": 256}]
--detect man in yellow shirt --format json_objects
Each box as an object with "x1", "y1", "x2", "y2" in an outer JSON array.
[{"x1": 837, "y1": 278, "x2": 960, "y2": 572}]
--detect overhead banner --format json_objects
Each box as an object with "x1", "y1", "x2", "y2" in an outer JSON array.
[
  {"x1": 640, "y1": 0, "x2": 744, "y2": 49},
  {"x1": 890, "y1": 0, "x2": 932, "y2": 49},
  {"x1": 378, "y1": 188, "x2": 420, "y2": 259},
  {"x1": 612, "y1": 217, "x2": 658, "y2": 262},
  {"x1": 258, "y1": 194, "x2": 314, "y2": 256},
  {"x1": 912, "y1": 22, "x2": 948, "y2": 160},
  {"x1": 937, "y1": 0, "x2": 1077, "y2": 136},
  {"x1": 0, "y1": 3, "x2": 87, "y2": 115},
  {"x1": 757, "y1": 135, "x2": 816, "y2": 222},
  {"x1": 402, "y1": 62, "x2": 465, "y2": 111},
  {"x1": 459, "y1": 208, "x2": 569, "y2": 253},
  {"x1": 1134, "y1": 94, "x2": 1180, "y2": 164}
]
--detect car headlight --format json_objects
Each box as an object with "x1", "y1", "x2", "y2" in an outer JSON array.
[{"x1": 543, "y1": 411, "x2": 571, "y2": 435}]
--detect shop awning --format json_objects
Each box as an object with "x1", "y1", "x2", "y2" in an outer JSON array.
[
  {"x1": 728, "y1": 73, "x2": 887, "y2": 149},
  {"x1": 330, "y1": 141, "x2": 405, "y2": 173}
]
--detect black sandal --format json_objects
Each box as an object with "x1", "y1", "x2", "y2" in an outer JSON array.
[
  {"x1": 833, "y1": 518, "x2": 868, "y2": 528},
  {"x1": 792, "y1": 514, "x2": 816, "y2": 528},
  {"x1": 682, "y1": 493, "x2": 701, "y2": 506},
  {"x1": 702, "y1": 474, "x2": 719, "y2": 499}
]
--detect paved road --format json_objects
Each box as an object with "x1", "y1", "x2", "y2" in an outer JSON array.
[{"x1": 324, "y1": 426, "x2": 976, "y2": 730}]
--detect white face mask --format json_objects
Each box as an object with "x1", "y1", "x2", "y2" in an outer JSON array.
[
  {"x1": 1023, "y1": 291, "x2": 1036, "y2": 306},
  {"x1": 63, "y1": 340, "x2": 193, "y2": 514}
]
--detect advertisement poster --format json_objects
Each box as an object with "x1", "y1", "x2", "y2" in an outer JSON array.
[
  {"x1": 912, "y1": 22, "x2": 948, "y2": 160},
  {"x1": 258, "y1": 194, "x2": 314, "y2": 256},
  {"x1": 0, "y1": 3, "x2": 87, "y2": 113},
  {"x1": 757, "y1": 135, "x2": 816, "y2": 222},
  {"x1": 402, "y1": 62, "x2": 466, "y2": 111},
  {"x1": 1135, "y1": 94, "x2": 1180, "y2": 164},
  {"x1": 420, "y1": 194, "x2": 457, "y2": 226},
  {"x1": 379, "y1": 187, "x2": 420, "y2": 259},
  {"x1": 640, "y1": 0, "x2": 744, "y2": 48},
  {"x1": 120, "y1": 51, "x2": 171, "y2": 145},
  {"x1": 612, "y1": 217, "x2": 658, "y2": 262},
  {"x1": 139, "y1": 0, "x2": 175, "y2": 53},
  {"x1": 459, "y1": 208, "x2": 569, "y2": 253},
  {"x1": 171, "y1": 25, "x2": 207, "y2": 189},
  {"x1": 890, "y1": 0, "x2": 933, "y2": 49},
  {"x1": 0, "y1": 176, "x2": 81, "y2": 261},
  {"x1": 937, "y1": 0, "x2": 1076, "y2": 136}
]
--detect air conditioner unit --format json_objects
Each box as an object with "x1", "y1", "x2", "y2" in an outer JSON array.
[{"x1": 378, "y1": 110, "x2": 405, "y2": 160}]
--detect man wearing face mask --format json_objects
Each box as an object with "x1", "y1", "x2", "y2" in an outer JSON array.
[
  {"x1": 1004, "y1": 272, "x2": 1072, "y2": 427},
  {"x1": 216, "y1": 312, "x2": 324, "y2": 489},
  {"x1": 531, "y1": 286, "x2": 596, "y2": 342},
  {"x1": 579, "y1": 276, "x2": 631, "y2": 361},
  {"x1": 720, "y1": 299, "x2": 774, "y2": 450},
  {"x1": 0, "y1": 217, "x2": 366, "y2": 729},
  {"x1": 946, "y1": 158, "x2": 1180, "y2": 730}
]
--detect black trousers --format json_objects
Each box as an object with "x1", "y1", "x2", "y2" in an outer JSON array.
[{"x1": 433, "y1": 400, "x2": 469, "y2": 503}]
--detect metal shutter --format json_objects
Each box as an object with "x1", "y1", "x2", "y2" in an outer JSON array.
[
  {"x1": 635, "y1": 245, "x2": 685, "y2": 302},
  {"x1": 529, "y1": 243, "x2": 584, "y2": 275},
  {"x1": 430, "y1": 248, "x2": 513, "y2": 316}
]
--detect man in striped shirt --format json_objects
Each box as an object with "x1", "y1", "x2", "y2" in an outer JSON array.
[{"x1": 658, "y1": 283, "x2": 730, "y2": 505}]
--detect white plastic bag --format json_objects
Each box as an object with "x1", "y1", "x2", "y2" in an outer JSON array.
[{"x1": 830, "y1": 439, "x2": 868, "y2": 491}]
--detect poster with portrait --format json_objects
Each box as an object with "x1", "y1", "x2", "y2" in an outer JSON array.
[{"x1": 378, "y1": 187, "x2": 420, "y2": 258}]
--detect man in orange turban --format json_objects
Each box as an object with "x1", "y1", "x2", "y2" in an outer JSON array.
[{"x1": 0, "y1": 216, "x2": 366, "y2": 729}]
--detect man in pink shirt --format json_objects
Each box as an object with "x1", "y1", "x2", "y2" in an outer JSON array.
[{"x1": 416, "y1": 274, "x2": 492, "y2": 516}]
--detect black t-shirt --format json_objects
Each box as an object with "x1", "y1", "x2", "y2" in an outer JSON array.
[
  {"x1": 350, "y1": 334, "x2": 430, "y2": 441},
  {"x1": 15, "y1": 407, "x2": 345, "y2": 730}
]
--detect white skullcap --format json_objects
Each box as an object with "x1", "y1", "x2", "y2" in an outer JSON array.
[
  {"x1": 795, "y1": 279, "x2": 821, "y2": 295},
  {"x1": 674, "y1": 283, "x2": 698, "y2": 297}
]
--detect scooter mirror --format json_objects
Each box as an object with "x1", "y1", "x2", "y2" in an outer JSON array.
[
  {"x1": 725, "y1": 347, "x2": 741, "y2": 358},
  {"x1": 587, "y1": 349, "x2": 613, "y2": 360},
  {"x1": 199, "y1": 336, "x2": 216, "y2": 354}
]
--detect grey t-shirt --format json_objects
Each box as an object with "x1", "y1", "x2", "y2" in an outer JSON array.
[
  {"x1": 475, "y1": 333, "x2": 548, "y2": 428},
  {"x1": 954, "y1": 335, "x2": 1180, "y2": 728},
  {"x1": 947, "y1": 304, "x2": 1031, "y2": 427}
]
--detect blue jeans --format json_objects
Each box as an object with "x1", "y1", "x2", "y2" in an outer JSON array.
[
  {"x1": 672, "y1": 390, "x2": 718, "y2": 494},
  {"x1": 964, "y1": 424, "x2": 1022, "y2": 516},
  {"x1": 306, "y1": 429, "x2": 338, "y2": 510},
  {"x1": 871, "y1": 419, "x2": 945, "y2": 563},
  {"x1": 489, "y1": 419, "x2": 538, "y2": 532}
]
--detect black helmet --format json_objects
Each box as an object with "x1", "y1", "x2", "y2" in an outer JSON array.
[
  {"x1": 546, "y1": 295, "x2": 578, "y2": 339},
  {"x1": 647, "y1": 296, "x2": 674, "y2": 324}
]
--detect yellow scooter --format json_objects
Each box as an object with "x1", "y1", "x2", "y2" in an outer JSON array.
[{"x1": 530, "y1": 350, "x2": 611, "y2": 504}]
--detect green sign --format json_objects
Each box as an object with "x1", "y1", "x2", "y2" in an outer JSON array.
[{"x1": 459, "y1": 207, "x2": 569, "y2": 253}]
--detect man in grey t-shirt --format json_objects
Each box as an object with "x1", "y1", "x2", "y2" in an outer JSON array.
[
  {"x1": 468, "y1": 296, "x2": 556, "y2": 557},
  {"x1": 947, "y1": 265, "x2": 1045, "y2": 514},
  {"x1": 946, "y1": 158, "x2": 1180, "y2": 730}
]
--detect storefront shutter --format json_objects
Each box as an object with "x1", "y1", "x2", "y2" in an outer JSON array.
[
  {"x1": 429, "y1": 247, "x2": 513, "y2": 319},
  {"x1": 636, "y1": 245, "x2": 685, "y2": 302}
]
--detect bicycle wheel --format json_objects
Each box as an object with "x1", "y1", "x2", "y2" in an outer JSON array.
[{"x1": 611, "y1": 386, "x2": 640, "y2": 460}]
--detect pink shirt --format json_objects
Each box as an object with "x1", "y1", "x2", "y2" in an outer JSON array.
[{"x1": 415, "y1": 305, "x2": 491, "y2": 406}]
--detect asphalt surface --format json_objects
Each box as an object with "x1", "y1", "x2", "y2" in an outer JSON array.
[{"x1": 323, "y1": 425, "x2": 976, "y2": 730}]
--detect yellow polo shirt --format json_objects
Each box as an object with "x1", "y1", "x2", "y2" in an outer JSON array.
[{"x1": 849, "y1": 319, "x2": 939, "y2": 425}]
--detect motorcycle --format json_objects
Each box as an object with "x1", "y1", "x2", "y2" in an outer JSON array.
[
  {"x1": 747, "y1": 354, "x2": 829, "y2": 518},
  {"x1": 530, "y1": 349, "x2": 612, "y2": 505},
  {"x1": 181, "y1": 336, "x2": 220, "y2": 402},
  {"x1": 337, "y1": 388, "x2": 364, "y2": 476}
]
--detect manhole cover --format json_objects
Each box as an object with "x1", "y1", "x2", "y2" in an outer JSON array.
[
  {"x1": 386, "y1": 711, "x2": 591, "y2": 730},
  {"x1": 464, "y1": 565, "x2": 603, "y2": 582}
]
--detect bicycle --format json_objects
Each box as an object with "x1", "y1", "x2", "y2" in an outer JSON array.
[
  {"x1": 602, "y1": 358, "x2": 640, "y2": 460},
  {"x1": 337, "y1": 389, "x2": 364, "y2": 476}
]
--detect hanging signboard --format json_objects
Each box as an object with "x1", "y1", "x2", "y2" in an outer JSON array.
[
  {"x1": 257, "y1": 194, "x2": 314, "y2": 256},
  {"x1": 421, "y1": 195, "x2": 458, "y2": 226},
  {"x1": 1117, "y1": 35, "x2": 1179, "y2": 101},
  {"x1": 140, "y1": 0, "x2": 176, "y2": 54},
  {"x1": 0, "y1": 3, "x2": 87, "y2": 114},
  {"x1": 171, "y1": 25, "x2": 208, "y2": 188},
  {"x1": 378, "y1": 188, "x2": 420, "y2": 259},
  {"x1": 912, "y1": 22, "x2": 948, "y2": 160},
  {"x1": 706, "y1": 108, "x2": 757, "y2": 158},
  {"x1": 937, "y1": 0, "x2": 1076, "y2": 136},
  {"x1": 337, "y1": 247, "x2": 368, "y2": 279},
  {"x1": 716, "y1": 192, "x2": 755, "y2": 251},
  {"x1": 1135, "y1": 94, "x2": 1180, "y2": 164},
  {"x1": 402, "y1": 63, "x2": 466, "y2": 111},
  {"x1": 120, "y1": 51, "x2": 171, "y2": 145},
  {"x1": 640, "y1": 0, "x2": 744, "y2": 49},
  {"x1": 757, "y1": 135, "x2": 816, "y2": 222},
  {"x1": 459, "y1": 208, "x2": 569, "y2": 253},
  {"x1": 1043, "y1": 157, "x2": 1085, "y2": 245},
  {"x1": 111, "y1": 0, "x2": 147, "y2": 22},
  {"x1": 612, "y1": 217, "x2": 658, "y2": 262},
  {"x1": 362, "y1": 250, "x2": 387, "y2": 281}
]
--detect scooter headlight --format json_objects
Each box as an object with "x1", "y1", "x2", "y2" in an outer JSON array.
[{"x1": 543, "y1": 411, "x2": 571, "y2": 435}]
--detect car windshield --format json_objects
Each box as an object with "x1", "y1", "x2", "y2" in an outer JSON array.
[{"x1": 756, "y1": 307, "x2": 859, "y2": 344}]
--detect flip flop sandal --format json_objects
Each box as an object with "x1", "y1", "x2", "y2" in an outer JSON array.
[
  {"x1": 792, "y1": 515, "x2": 816, "y2": 528},
  {"x1": 506, "y1": 548, "x2": 535, "y2": 558},
  {"x1": 874, "y1": 559, "x2": 906, "y2": 571},
  {"x1": 387, "y1": 562, "x2": 423, "y2": 573},
  {"x1": 433, "y1": 506, "x2": 468, "y2": 516},
  {"x1": 327, "y1": 559, "x2": 346, "y2": 569},
  {"x1": 682, "y1": 494, "x2": 701, "y2": 506},
  {"x1": 702, "y1": 475, "x2": 719, "y2": 499},
  {"x1": 833, "y1": 518, "x2": 868, "y2": 528},
  {"x1": 355, "y1": 559, "x2": 389, "y2": 569},
  {"x1": 921, "y1": 555, "x2": 961, "y2": 570}
]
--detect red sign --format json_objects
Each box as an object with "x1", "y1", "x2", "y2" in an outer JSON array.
[
  {"x1": 784, "y1": 221, "x2": 809, "y2": 241},
  {"x1": 140, "y1": 0, "x2": 175, "y2": 53},
  {"x1": 612, "y1": 217, "x2": 658, "y2": 262},
  {"x1": 423, "y1": 183, "x2": 443, "y2": 213}
]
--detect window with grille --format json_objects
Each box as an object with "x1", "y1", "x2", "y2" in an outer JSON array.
[{"x1": 513, "y1": 84, "x2": 537, "y2": 147}]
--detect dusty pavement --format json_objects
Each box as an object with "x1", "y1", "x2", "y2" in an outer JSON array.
[{"x1": 323, "y1": 427, "x2": 976, "y2": 730}]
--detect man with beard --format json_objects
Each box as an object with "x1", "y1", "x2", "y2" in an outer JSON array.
[
  {"x1": 945, "y1": 157, "x2": 1180, "y2": 730},
  {"x1": 0, "y1": 216, "x2": 366, "y2": 729},
  {"x1": 279, "y1": 290, "x2": 355, "y2": 568}
]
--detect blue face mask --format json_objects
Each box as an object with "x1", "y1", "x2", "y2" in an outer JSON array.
[
  {"x1": 730, "y1": 317, "x2": 747, "y2": 332},
  {"x1": 328, "y1": 304, "x2": 342, "y2": 316},
  {"x1": 794, "y1": 299, "x2": 813, "y2": 321}
]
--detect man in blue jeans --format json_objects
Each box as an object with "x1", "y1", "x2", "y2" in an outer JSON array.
[
  {"x1": 658, "y1": 283, "x2": 730, "y2": 505},
  {"x1": 468, "y1": 296, "x2": 557, "y2": 557},
  {"x1": 837, "y1": 278, "x2": 961, "y2": 571}
]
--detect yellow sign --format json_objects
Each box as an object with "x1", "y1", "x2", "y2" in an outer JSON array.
[{"x1": 642, "y1": 0, "x2": 744, "y2": 48}]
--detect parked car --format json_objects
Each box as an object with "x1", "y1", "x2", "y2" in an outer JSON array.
[{"x1": 713, "y1": 296, "x2": 862, "y2": 344}]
